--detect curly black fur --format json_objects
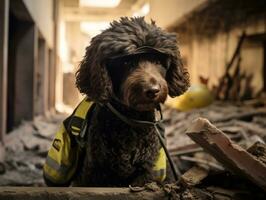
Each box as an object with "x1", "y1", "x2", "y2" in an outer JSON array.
[
  {"x1": 76, "y1": 17, "x2": 190, "y2": 103},
  {"x1": 71, "y1": 17, "x2": 190, "y2": 186},
  {"x1": 72, "y1": 101, "x2": 160, "y2": 186}
]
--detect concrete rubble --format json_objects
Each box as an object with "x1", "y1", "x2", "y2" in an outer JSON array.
[
  {"x1": 0, "y1": 114, "x2": 66, "y2": 186},
  {"x1": 0, "y1": 99, "x2": 266, "y2": 199},
  {"x1": 163, "y1": 99, "x2": 266, "y2": 199}
]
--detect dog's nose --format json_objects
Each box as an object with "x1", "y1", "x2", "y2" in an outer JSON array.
[{"x1": 145, "y1": 86, "x2": 160, "y2": 99}]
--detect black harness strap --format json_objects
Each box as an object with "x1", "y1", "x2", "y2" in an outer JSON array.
[{"x1": 106, "y1": 103, "x2": 181, "y2": 181}]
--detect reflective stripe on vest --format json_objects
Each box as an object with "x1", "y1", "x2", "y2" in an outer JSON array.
[
  {"x1": 43, "y1": 125, "x2": 79, "y2": 184},
  {"x1": 153, "y1": 147, "x2": 166, "y2": 182}
]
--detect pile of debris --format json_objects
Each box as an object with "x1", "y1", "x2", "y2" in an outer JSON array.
[
  {"x1": 0, "y1": 99, "x2": 265, "y2": 199},
  {"x1": 164, "y1": 98, "x2": 266, "y2": 199},
  {"x1": 0, "y1": 114, "x2": 66, "y2": 186}
]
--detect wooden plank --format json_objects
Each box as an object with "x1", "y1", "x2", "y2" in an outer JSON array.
[
  {"x1": 186, "y1": 118, "x2": 266, "y2": 191},
  {"x1": 215, "y1": 32, "x2": 246, "y2": 100},
  {"x1": 0, "y1": 187, "x2": 167, "y2": 200}
]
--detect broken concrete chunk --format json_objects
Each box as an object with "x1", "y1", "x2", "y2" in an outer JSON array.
[
  {"x1": 186, "y1": 118, "x2": 266, "y2": 191},
  {"x1": 247, "y1": 142, "x2": 266, "y2": 166},
  {"x1": 182, "y1": 188, "x2": 212, "y2": 200},
  {"x1": 181, "y1": 166, "x2": 208, "y2": 187}
]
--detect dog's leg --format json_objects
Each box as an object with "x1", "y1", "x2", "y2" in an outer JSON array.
[
  {"x1": 163, "y1": 160, "x2": 176, "y2": 184},
  {"x1": 131, "y1": 174, "x2": 154, "y2": 186},
  {"x1": 130, "y1": 164, "x2": 155, "y2": 186}
]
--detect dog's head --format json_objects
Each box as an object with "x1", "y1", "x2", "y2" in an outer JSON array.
[{"x1": 76, "y1": 17, "x2": 190, "y2": 111}]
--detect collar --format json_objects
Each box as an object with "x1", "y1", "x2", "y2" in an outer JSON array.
[{"x1": 106, "y1": 102, "x2": 163, "y2": 128}]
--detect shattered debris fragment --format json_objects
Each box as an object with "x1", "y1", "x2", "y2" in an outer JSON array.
[
  {"x1": 186, "y1": 118, "x2": 266, "y2": 191},
  {"x1": 181, "y1": 166, "x2": 208, "y2": 187},
  {"x1": 247, "y1": 142, "x2": 266, "y2": 165}
]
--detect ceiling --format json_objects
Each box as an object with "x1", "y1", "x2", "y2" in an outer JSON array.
[{"x1": 62, "y1": 0, "x2": 145, "y2": 22}]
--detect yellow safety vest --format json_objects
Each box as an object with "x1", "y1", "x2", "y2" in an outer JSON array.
[{"x1": 43, "y1": 98, "x2": 166, "y2": 185}]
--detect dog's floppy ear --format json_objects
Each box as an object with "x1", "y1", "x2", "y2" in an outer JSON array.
[
  {"x1": 76, "y1": 43, "x2": 112, "y2": 103},
  {"x1": 166, "y1": 50, "x2": 190, "y2": 97}
]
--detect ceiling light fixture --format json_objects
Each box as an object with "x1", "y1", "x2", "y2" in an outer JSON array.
[
  {"x1": 79, "y1": 0, "x2": 121, "y2": 8},
  {"x1": 133, "y1": 3, "x2": 150, "y2": 17},
  {"x1": 80, "y1": 21, "x2": 110, "y2": 37}
]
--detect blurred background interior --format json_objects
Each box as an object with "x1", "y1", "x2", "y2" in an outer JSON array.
[{"x1": 0, "y1": 0, "x2": 266, "y2": 188}]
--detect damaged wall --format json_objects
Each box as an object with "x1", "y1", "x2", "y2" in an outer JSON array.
[
  {"x1": 180, "y1": 17, "x2": 265, "y2": 93},
  {"x1": 167, "y1": 0, "x2": 266, "y2": 96},
  {"x1": 0, "y1": 0, "x2": 59, "y2": 161}
]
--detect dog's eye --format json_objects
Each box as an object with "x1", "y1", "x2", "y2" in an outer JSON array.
[
  {"x1": 155, "y1": 60, "x2": 160, "y2": 65},
  {"x1": 122, "y1": 58, "x2": 132, "y2": 66},
  {"x1": 123, "y1": 61, "x2": 133, "y2": 69},
  {"x1": 123, "y1": 60, "x2": 137, "y2": 69},
  {"x1": 155, "y1": 59, "x2": 170, "y2": 70}
]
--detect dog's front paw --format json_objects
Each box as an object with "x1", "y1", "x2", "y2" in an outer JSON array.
[
  {"x1": 129, "y1": 182, "x2": 160, "y2": 192},
  {"x1": 131, "y1": 174, "x2": 153, "y2": 187}
]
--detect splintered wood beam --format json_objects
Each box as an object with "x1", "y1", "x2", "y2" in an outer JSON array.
[
  {"x1": 0, "y1": 187, "x2": 167, "y2": 200},
  {"x1": 186, "y1": 118, "x2": 266, "y2": 191}
]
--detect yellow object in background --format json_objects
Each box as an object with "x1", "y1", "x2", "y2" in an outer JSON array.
[{"x1": 166, "y1": 84, "x2": 214, "y2": 111}]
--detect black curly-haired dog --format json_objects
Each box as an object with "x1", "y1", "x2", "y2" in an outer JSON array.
[{"x1": 72, "y1": 17, "x2": 189, "y2": 186}]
